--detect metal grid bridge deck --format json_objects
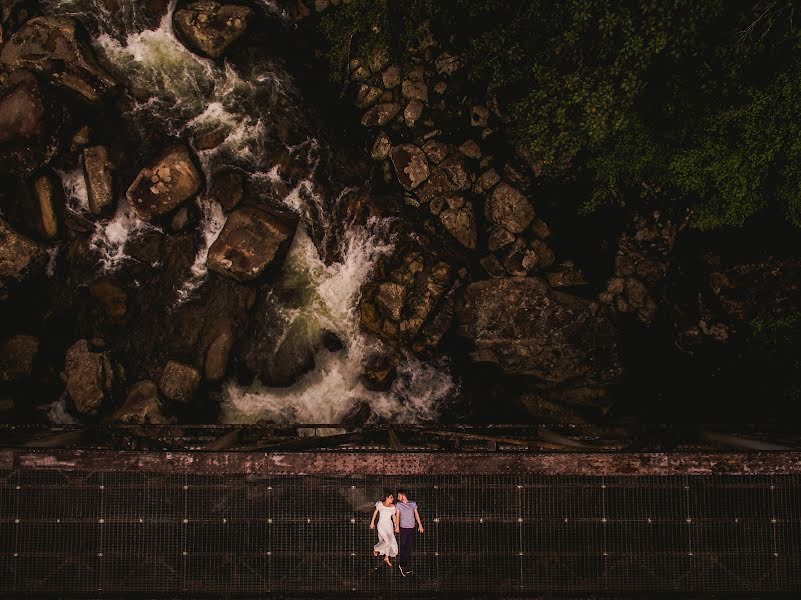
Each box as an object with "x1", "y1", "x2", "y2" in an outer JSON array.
[{"x1": 1, "y1": 450, "x2": 801, "y2": 597}]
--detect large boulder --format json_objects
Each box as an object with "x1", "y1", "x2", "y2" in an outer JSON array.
[
  {"x1": 158, "y1": 360, "x2": 200, "y2": 404},
  {"x1": 0, "y1": 217, "x2": 47, "y2": 299},
  {"x1": 207, "y1": 205, "x2": 297, "y2": 282},
  {"x1": 0, "y1": 70, "x2": 61, "y2": 177},
  {"x1": 0, "y1": 16, "x2": 117, "y2": 102},
  {"x1": 63, "y1": 339, "x2": 121, "y2": 415},
  {"x1": 126, "y1": 145, "x2": 202, "y2": 220},
  {"x1": 15, "y1": 171, "x2": 64, "y2": 240},
  {"x1": 390, "y1": 143, "x2": 429, "y2": 190},
  {"x1": 173, "y1": 1, "x2": 253, "y2": 59},
  {"x1": 455, "y1": 277, "x2": 622, "y2": 386}
]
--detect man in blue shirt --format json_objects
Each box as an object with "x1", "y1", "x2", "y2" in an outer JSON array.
[{"x1": 393, "y1": 488, "x2": 424, "y2": 577}]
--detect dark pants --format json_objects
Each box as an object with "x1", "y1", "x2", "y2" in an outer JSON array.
[{"x1": 398, "y1": 527, "x2": 416, "y2": 568}]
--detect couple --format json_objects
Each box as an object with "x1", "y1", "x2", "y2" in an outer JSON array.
[{"x1": 369, "y1": 488, "x2": 424, "y2": 577}]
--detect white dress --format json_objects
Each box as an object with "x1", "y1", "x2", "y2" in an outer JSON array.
[{"x1": 373, "y1": 501, "x2": 398, "y2": 557}]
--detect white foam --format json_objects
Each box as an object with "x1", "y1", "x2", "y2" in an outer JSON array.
[
  {"x1": 90, "y1": 198, "x2": 160, "y2": 273},
  {"x1": 175, "y1": 195, "x2": 227, "y2": 305},
  {"x1": 57, "y1": 167, "x2": 90, "y2": 213},
  {"x1": 41, "y1": 394, "x2": 79, "y2": 425}
]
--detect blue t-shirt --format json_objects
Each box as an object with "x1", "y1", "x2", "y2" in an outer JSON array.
[{"x1": 396, "y1": 501, "x2": 418, "y2": 528}]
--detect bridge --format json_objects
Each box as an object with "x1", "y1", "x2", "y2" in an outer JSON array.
[{"x1": 2, "y1": 425, "x2": 801, "y2": 597}]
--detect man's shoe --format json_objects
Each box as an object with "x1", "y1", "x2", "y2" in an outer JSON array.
[{"x1": 398, "y1": 565, "x2": 407, "y2": 577}]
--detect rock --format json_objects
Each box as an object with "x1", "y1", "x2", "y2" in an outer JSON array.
[
  {"x1": 361, "y1": 102, "x2": 401, "y2": 127},
  {"x1": 0, "y1": 217, "x2": 46, "y2": 298},
  {"x1": 171, "y1": 206, "x2": 190, "y2": 231},
  {"x1": 415, "y1": 155, "x2": 470, "y2": 202},
  {"x1": 487, "y1": 227, "x2": 516, "y2": 252},
  {"x1": 207, "y1": 169, "x2": 244, "y2": 211},
  {"x1": 530, "y1": 217, "x2": 551, "y2": 240},
  {"x1": 361, "y1": 354, "x2": 397, "y2": 391},
  {"x1": 207, "y1": 205, "x2": 297, "y2": 282},
  {"x1": 434, "y1": 81, "x2": 447, "y2": 94},
  {"x1": 111, "y1": 380, "x2": 175, "y2": 424},
  {"x1": 422, "y1": 139, "x2": 450, "y2": 164},
  {"x1": 381, "y1": 65, "x2": 400, "y2": 88},
  {"x1": 0, "y1": 334, "x2": 38, "y2": 382},
  {"x1": 480, "y1": 254, "x2": 505, "y2": 278},
  {"x1": 434, "y1": 52, "x2": 460, "y2": 76},
  {"x1": 527, "y1": 239, "x2": 555, "y2": 270},
  {"x1": 203, "y1": 320, "x2": 233, "y2": 381},
  {"x1": 456, "y1": 277, "x2": 622, "y2": 386},
  {"x1": 440, "y1": 204, "x2": 477, "y2": 249},
  {"x1": 546, "y1": 261, "x2": 588, "y2": 288},
  {"x1": 173, "y1": 1, "x2": 253, "y2": 58},
  {"x1": 22, "y1": 171, "x2": 63, "y2": 240},
  {"x1": 64, "y1": 339, "x2": 119, "y2": 415},
  {"x1": 459, "y1": 140, "x2": 481, "y2": 160},
  {"x1": 370, "y1": 132, "x2": 391, "y2": 161},
  {"x1": 402, "y1": 79, "x2": 428, "y2": 103},
  {"x1": 390, "y1": 144, "x2": 429, "y2": 190},
  {"x1": 89, "y1": 278, "x2": 127, "y2": 320},
  {"x1": 159, "y1": 360, "x2": 200, "y2": 404},
  {"x1": 126, "y1": 145, "x2": 202, "y2": 220},
  {"x1": 322, "y1": 330, "x2": 344, "y2": 352},
  {"x1": 0, "y1": 17, "x2": 117, "y2": 102},
  {"x1": 404, "y1": 99, "x2": 424, "y2": 126},
  {"x1": 340, "y1": 400, "x2": 371, "y2": 428},
  {"x1": 355, "y1": 84, "x2": 382, "y2": 109},
  {"x1": 193, "y1": 125, "x2": 228, "y2": 150},
  {"x1": 375, "y1": 281, "x2": 405, "y2": 321},
  {"x1": 470, "y1": 105, "x2": 490, "y2": 127},
  {"x1": 0, "y1": 71, "x2": 61, "y2": 177},
  {"x1": 485, "y1": 182, "x2": 534, "y2": 234},
  {"x1": 314, "y1": 0, "x2": 329, "y2": 12},
  {"x1": 83, "y1": 145, "x2": 115, "y2": 215}
]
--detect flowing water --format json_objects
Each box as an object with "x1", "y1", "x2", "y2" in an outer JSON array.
[{"x1": 44, "y1": 0, "x2": 457, "y2": 424}]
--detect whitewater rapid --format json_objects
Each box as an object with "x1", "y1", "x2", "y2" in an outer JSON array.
[{"x1": 44, "y1": 0, "x2": 458, "y2": 425}]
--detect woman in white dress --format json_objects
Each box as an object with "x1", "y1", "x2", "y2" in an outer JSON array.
[{"x1": 369, "y1": 489, "x2": 398, "y2": 567}]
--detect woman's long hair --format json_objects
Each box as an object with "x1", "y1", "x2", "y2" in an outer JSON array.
[{"x1": 380, "y1": 489, "x2": 393, "y2": 502}]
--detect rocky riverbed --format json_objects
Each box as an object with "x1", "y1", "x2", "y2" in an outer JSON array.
[{"x1": 1, "y1": 0, "x2": 800, "y2": 427}]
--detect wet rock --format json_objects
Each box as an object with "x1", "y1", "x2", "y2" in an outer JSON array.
[
  {"x1": 370, "y1": 132, "x2": 391, "y2": 161},
  {"x1": 375, "y1": 281, "x2": 405, "y2": 321},
  {"x1": 89, "y1": 278, "x2": 127, "y2": 320},
  {"x1": 456, "y1": 277, "x2": 622, "y2": 386},
  {"x1": 459, "y1": 140, "x2": 481, "y2": 160},
  {"x1": 340, "y1": 400, "x2": 372, "y2": 428},
  {"x1": 480, "y1": 254, "x2": 505, "y2": 278},
  {"x1": 207, "y1": 205, "x2": 297, "y2": 282},
  {"x1": 208, "y1": 169, "x2": 244, "y2": 211},
  {"x1": 111, "y1": 380, "x2": 175, "y2": 424},
  {"x1": 0, "y1": 217, "x2": 47, "y2": 298},
  {"x1": 83, "y1": 145, "x2": 114, "y2": 215},
  {"x1": 173, "y1": 1, "x2": 253, "y2": 59},
  {"x1": 527, "y1": 238, "x2": 555, "y2": 270},
  {"x1": 485, "y1": 182, "x2": 534, "y2": 234},
  {"x1": 361, "y1": 354, "x2": 397, "y2": 391},
  {"x1": 440, "y1": 204, "x2": 477, "y2": 250},
  {"x1": 64, "y1": 339, "x2": 119, "y2": 415},
  {"x1": 355, "y1": 84, "x2": 382, "y2": 109},
  {"x1": 203, "y1": 320, "x2": 234, "y2": 382},
  {"x1": 159, "y1": 360, "x2": 200, "y2": 404},
  {"x1": 193, "y1": 125, "x2": 228, "y2": 150},
  {"x1": 390, "y1": 143, "x2": 429, "y2": 190},
  {"x1": 126, "y1": 145, "x2": 202, "y2": 220},
  {"x1": 0, "y1": 334, "x2": 38, "y2": 382},
  {"x1": 18, "y1": 171, "x2": 63, "y2": 240},
  {"x1": 530, "y1": 217, "x2": 551, "y2": 240},
  {"x1": 322, "y1": 330, "x2": 344, "y2": 352},
  {"x1": 0, "y1": 71, "x2": 61, "y2": 177},
  {"x1": 361, "y1": 102, "x2": 400, "y2": 127},
  {"x1": 0, "y1": 17, "x2": 117, "y2": 102}
]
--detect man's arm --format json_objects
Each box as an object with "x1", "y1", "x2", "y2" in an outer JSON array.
[
  {"x1": 393, "y1": 508, "x2": 400, "y2": 533},
  {"x1": 414, "y1": 508, "x2": 424, "y2": 533}
]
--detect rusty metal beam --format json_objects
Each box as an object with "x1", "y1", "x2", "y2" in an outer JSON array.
[{"x1": 3, "y1": 449, "x2": 801, "y2": 476}]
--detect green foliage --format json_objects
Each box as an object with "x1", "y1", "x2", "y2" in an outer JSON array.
[{"x1": 318, "y1": 0, "x2": 801, "y2": 228}]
